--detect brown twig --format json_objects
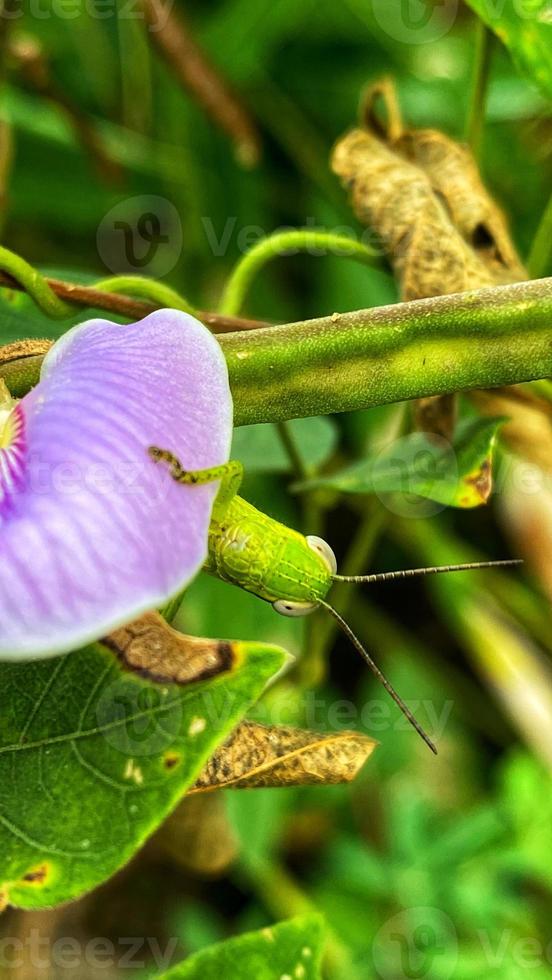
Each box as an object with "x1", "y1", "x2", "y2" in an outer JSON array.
[
  {"x1": 0, "y1": 270, "x2": 271, "y2": 333},
  {"x1": 140, "y1": 0, "x2": 261, "y2": 167}
]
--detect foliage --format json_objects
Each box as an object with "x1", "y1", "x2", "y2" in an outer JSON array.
[
  {"x1": 0, "y1": 637, "x2": 285, "y2": 909},
  {"x1": 0, "y1": 0, "x2": 551, "y2": 978},
  {"x1": 465, "y1": 0, "x2": 552, "y2": 100},
  {"x1": 297, "y1": 417, "x2": 504, "y2": 509},
  {"x1": 158, "y1": 915, "x2": 324, "y2": 979}
]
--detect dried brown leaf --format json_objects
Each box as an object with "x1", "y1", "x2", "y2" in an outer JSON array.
[
  {"x1": 414, "y1": 393, "x2": 458, "y2": 442},
  {"x1": 332, "y1": 77, "x2": 527, "y2": 441},
  {"x1": 0, "y1": 339, "x2": 53, "y2": 365},
  {"x1": 331, "y1": 126, "x2": 498, "y2": 302},
  {"x1": 191, "y1": 721, "x2": 376, "y2": 792},
  {"x1": 103, "y1": 610, "x2": 236, "y2": 685},
  {"x1": 395, "y1": 128, "x2": 526, "y2": 285}
]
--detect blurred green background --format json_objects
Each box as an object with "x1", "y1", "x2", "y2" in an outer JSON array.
[{"x1": 1, "y1": 0, "x2": 552, "y2": 977}]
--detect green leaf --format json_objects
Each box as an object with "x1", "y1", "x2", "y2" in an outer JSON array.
[
  {"x1": 158, "y1": 915, "x2": 325, "y2": 979},
  {"x1": 296, "y1": 418, "x2": 504, "y2": 509},
  {"x1": 0, "y1": 637, "x2": 285, "y2": 910},
  {"x1": 231, "y1": 417, "x2": 337, "y2": 473},
  {"x1": 465, "y1": 0, "x2": 552, "y2": 101}
]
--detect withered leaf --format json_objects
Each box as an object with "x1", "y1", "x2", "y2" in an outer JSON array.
[
  {"x1": 395, "y1": 128, "x2": 526, "y2": 285},
  {"x1": 103, "y1": 610, "x2": 236, "y2": 685},
  {"x1": 332, "y1": 80, "x2": 525, "y2": 302},
  {"x1": 332, "y1": 77, "x2": 527, "y2": 444},
  {"x1": 414, "y1": 393, "x2": 458, "y2": 443},
  {"x1": 190, "y1": 721, "x2": 376, "y2": 792},
  {"x1": 0, "y1": 339, "x2": 53, "y2": 364}
]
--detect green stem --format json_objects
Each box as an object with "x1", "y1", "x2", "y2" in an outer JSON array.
[
  {"x1": 527, "y1": 189, "x2": 552, "y2": 279},
  {"x1": 3, "y1": 279, "x2": 552, "y2": 417},
  {"x1": 464, "y1": 20, "x2": 494, "y2": 154},
  {"x1": 220, "y1": 278, "x2": 552, "y2": 426},
  {"x1": 219, "y1": 229, "x2": 380, "y2": 316},
  {"x1": 94, "y1": 275, "x2": 196, "y2": 315},
  {"x1": 0, "y1": 245, "x2": 74, "y2": 318},
  {"x1": 275, "y1": 420, "x2": 311, "y2": 482}
]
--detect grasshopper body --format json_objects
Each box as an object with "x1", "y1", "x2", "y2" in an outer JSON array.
[
  {"x1": 206, "y1": 493, "x2": 333, "y2": 609},
  {"x1": 149, "y1": 445, "x2": 521, "y2": 755}
]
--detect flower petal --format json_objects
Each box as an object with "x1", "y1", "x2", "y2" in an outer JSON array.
[{"x1": 0, "y1": 310, "x2": 232, "y2": 659}]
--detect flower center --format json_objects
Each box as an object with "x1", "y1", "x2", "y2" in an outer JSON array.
[
  {"x1": 0, "y1": 403, "x2": 18, "y2": 448},
  {"x1": 0, "y1": 384, "x2": 26, "y2": 511}
]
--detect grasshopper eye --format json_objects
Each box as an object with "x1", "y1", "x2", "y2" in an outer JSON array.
[
  {"x1": 273, "y1": 600, "x2": 317, "y2": 618},
  {"x1": 306, "y1": 535, "x2": 337, "y2": 575}
]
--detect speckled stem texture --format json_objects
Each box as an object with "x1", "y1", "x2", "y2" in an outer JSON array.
[
  {"x1": 1, "y1": 278, "x2": 551, "y2": 426},
  {"x1": 221, "y1": 278, "x2": 552, "y2": 425}
]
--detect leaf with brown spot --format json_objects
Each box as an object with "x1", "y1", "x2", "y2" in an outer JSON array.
[
  {"x1": 190, "y1": 721, "x2": 376, "y2": 792},
  {"x1": 0, "y1": 627, "x2": 286, "y2": 909},
  {"x1": 103, "y1": 610, "x2": 237, "y2": 685},
  {"x1": 296, "y1": 417, "x2": 505, "y2": 510},
  {"x1": 21, "y1": 864, "x2": 49, "y2": 885}
]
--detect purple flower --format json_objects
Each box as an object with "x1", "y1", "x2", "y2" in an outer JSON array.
[{"x1": 0, "y1": 310, "x2": 232, "y2": 659}]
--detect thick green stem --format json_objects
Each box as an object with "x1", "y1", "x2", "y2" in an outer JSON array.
[
  {"x1": 3, "y1": 278, "x2": 552, "y2": 419},
  {"x1": 220, "y1": 278, "x2": 552, "y2": 426},
  {"x1": 218, "y1": 229, "x2": 380, "y2": 316}
]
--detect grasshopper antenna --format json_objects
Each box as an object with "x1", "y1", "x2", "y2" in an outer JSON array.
[
  {"x1": 333, "y1": 558, "x2": 523, "y2": 585},
  {"x1": 318, "y1": 598, "x2": 437, "y2": 755}
]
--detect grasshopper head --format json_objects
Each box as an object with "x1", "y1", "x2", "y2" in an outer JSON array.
[{"x1": 272, "y1": 535, "x2": 336, "y2": 617}]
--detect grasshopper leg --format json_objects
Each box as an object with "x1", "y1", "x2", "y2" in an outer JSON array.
[{"x1": 148, "y1": 446, "x2": 243, "y2": 521}]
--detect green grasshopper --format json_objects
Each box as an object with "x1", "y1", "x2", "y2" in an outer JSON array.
[{"x1": 149, "y1": 447, "x2": 521, "y2": 754}]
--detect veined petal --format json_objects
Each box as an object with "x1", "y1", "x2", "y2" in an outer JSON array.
[{"x1": 0, "y1": 309, "x2": 233, "y2": 660}]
